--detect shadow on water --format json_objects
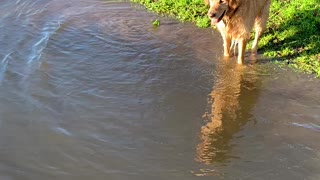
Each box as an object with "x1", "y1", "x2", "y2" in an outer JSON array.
[{"x1": 196, "y1": 59, "x2": 261, "y2": 166}]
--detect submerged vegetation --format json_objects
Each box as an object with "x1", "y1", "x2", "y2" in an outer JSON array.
[
  {"x1": 152, "y1": 19, "x2": 161, "y2": 26},
  {"x1": 131, "y1": 0, "x2": 320, "y2": 77}
]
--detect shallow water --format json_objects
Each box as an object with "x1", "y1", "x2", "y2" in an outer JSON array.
[{"x1": 0, "y1": 0, "x2": 319, "y2": 179}]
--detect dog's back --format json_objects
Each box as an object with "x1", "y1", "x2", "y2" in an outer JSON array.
[{"x1": 226, "y1": 0, "x2": 271, "y2": 39}]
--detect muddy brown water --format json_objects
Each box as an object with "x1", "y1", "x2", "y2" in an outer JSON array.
[{"x1": 0, "y1": 0, "x2": 319, "y2": 179}]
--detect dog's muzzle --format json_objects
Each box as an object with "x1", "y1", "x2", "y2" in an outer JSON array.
[{"x1": 208, "y1": 10, "x2": 226, "y2": 24}]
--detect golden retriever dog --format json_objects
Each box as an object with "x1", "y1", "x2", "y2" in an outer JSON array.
[{"x1": 204, "y1": 0, "x2": 271, "y2": 64}]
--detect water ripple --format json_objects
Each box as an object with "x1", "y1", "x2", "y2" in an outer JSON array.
[
  {"x1": 52, "y1": 127, "x2": 72, "y2": 136},
  {"x1": 28, "y1": 19, "x2": 63, "y2": 63},
  {"x1": 0, "y1": 52, "x2": 12, "y2": 82},
  {"x1": 292, "y1": 122, "x2": 320, "y2": 132}
]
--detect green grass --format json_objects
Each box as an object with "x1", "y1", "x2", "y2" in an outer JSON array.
[
  {"x1": 131, "y1": 0, "x2": 320, "y2": 77},
  {"x1": 260, "y1": 0, "x2": 320, "y2": 76},
  {"x1": 130, "y1": 0, "x2": 210, "y2": 28}
]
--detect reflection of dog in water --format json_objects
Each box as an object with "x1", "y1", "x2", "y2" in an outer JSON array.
[
  {"x1": 204, "y1": 0, "x2": 271, "y2": 64},
  {"x1": 196, "y1": 62, "x2": 260, "y2": 165}
]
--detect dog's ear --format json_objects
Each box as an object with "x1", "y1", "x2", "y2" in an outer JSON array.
[{"x1": 204, "y1": 0, "x2": 209, "y2": 5}]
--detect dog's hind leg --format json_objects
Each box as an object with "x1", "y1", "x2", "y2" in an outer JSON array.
[
  {"x1": 252, "y1": 0, "x2": 271, "y2": 54},
  {"x1": 251, "y1": 19, "x2": 265, "y2": 54},
  {"x1": 231, "y1": 39, "x2": 238, "y2": 56}
]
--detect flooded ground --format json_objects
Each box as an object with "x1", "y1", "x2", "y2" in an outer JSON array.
[{"x1": 0, "y1": 0, "x2": 319, "y2": 179}]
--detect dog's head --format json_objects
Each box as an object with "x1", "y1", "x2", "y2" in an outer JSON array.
[{"x1": 204, "y1": 0, "x2": 229, "y2": 24}]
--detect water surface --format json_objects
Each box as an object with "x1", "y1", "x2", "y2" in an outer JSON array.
[{"x1": 0, "y1": 0, "x2": 319, "y2": 179}]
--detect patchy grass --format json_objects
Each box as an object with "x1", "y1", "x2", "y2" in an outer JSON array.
[
  {"x1": 131, "y1": 0, "x2": 320, "y2": 77},
  {"x1": 130, "y1": 0, "x2": 210, "y2": 28},
  {"x1": 260, "y1": 0, "x2": 320, "y2": 76}
]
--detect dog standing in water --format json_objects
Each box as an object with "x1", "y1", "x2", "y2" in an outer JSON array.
[{"x1": 204, "y1": 0, "x2": 271, "y2": 64}]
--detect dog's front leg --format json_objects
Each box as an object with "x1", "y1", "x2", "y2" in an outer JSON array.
[
  {"x1": 237, "y1": 38, "x2": 247, "y2": 64},
  {"x1": 223, "y1": 35, "x2": 232, "y2": 57},
  {"x1": 216, "y1": 21, "x2": 231, "y2": 57}
]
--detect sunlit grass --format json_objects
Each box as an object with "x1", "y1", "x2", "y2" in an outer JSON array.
[{"x1": 260, "y1": 0, "x2": 320, "y2": 71}]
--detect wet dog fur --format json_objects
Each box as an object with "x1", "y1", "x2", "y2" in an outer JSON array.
[{"x1": 204, "y1": 0, "x2": 271, "y2": 64}]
